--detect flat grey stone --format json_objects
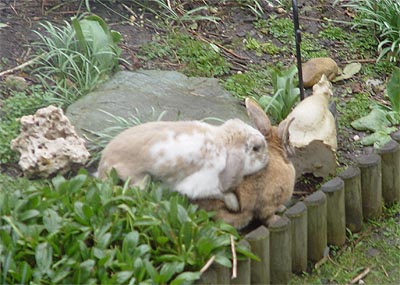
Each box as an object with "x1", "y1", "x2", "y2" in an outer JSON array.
[{"x1": 66, "y1": 70, "x2": 249, "y2": 139}]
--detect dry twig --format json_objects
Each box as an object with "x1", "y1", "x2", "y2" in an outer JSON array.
[
  {"x1": 347, "y1": 267, "x2": 371, "y2": 284},
  {"x1": 200, "y1": 255, "x2": 215, "y2": 274},
  {"x1": 230, "y1": 235, "x2": 237, "y2": 279},
  {"x1": 0, "y1": 54, "x2": 43, "y2": 77}
]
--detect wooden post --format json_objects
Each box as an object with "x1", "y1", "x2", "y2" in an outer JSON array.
[
  {"x1": 245, "y1": 226, "x2": 270, "y2": 285},
  {"x1": 338, "y1": 166, "x2": 363, "y2": 233},
  {"x1": 303, "y1": 190, "x2": 327, "y2": 262},
  {"x1": 269, "y1": 216, "x2": 292, "y2": 285},
  {"x1": 357, "y1": 154, "x2": 382, "y2": 220},
  {"x1": 232, "y1": 239, "x2": 251, "y2": 285},
  {"x1": 195, "y1": 263, "x2": 230, "y2": 285},
  {"x1": 321, "y1": 177, "x2": 346, "y2": 246},
  {"x1": 285, "y1": 202, "x2": 308, "y2": 273},
  {"x1": 377, "y1": 139, "x2": 400, "y2": 205}
]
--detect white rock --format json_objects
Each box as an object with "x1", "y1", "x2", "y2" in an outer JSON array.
[
  {"x1": 354, "y1": 135, "x2": 360, "y2": 141},
  {"x1": 11, "y1": 105, "x2": 90, "y2": 177},
  {"x1": 284, "y1": 75, "x2": 338, "y2": 178}
]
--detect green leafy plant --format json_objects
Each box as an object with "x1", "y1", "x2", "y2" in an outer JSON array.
[
  {"x1": 0, "y1": 170, "x2": 253, "y2": 284},
  {"x1": 258, "y1": 65, "x2": 300, "y2": 123},
  {"x1": 351, "y1": 67, "x2": 400, "y2": 148},
  {"x1": 33, "y1": 15, "x2": 122, "y2": 107},
  {"x1": 0, "y1": 86, "x2": 48, "y2": 164},
  {"x1": 335, "y1": 0, "x2": 400, "y2": 62}
]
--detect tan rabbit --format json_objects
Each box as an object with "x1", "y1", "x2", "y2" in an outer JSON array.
[
  {"x1": 193, "y1": 98, "x2": 296, "y2": 229},
  {"x1": 97, "y1": 118, "x2": 269, "y2": 212}
]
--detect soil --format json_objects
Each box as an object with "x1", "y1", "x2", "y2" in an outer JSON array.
[{"x1": 0, "y1": 0, "x2": 397, "y2": 189}]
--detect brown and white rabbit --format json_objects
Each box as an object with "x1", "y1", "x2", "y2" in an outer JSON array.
[
  {"x1": 194, "y1": 98, "x2": 296, "y2": 229},
  {"x1": 97, "y1": 118, "x2": 269, "y2": 211}
]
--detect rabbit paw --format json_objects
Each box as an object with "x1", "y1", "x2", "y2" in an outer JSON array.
[{"x1": 223, "y1": 192, "x2": 240, "y2": 212}]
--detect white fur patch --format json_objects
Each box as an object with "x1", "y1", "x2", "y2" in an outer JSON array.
[{"x1": 175, "y1": 167, "x2": 222, "y2": 199}]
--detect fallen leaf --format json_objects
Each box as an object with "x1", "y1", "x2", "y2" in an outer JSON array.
[
  {"x1": 0, "y1": 23, "x2": 8, "y2": 29},
  {"x1": 332, "y1": 62, "x2": 362, "y2": 82}
]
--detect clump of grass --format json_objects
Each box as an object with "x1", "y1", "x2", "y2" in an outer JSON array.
[
  {"x1": 140, "y1": 32, "x2": 231, "y2": 77},
  {"x1": 32, "y1": 15, "x2": 122, "y2": 107},
  {"x1": 335, "y1": 0, "x2": 400, "y2": 62}
]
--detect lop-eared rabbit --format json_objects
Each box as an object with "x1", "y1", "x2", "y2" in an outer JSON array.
[
  {"x1": 194, "y1": 98, "x2": 296, "y2": 229},
  {"x1": 97, "y1": 118, "x2": 269, "y2": 211}
]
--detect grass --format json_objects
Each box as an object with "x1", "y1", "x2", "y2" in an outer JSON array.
[
  {"x1": 139, "y1": 32, "x2": 231, "y2": 77},
  {"x1": 290, "y1": 203, "x2": 400, "y2": 284}
]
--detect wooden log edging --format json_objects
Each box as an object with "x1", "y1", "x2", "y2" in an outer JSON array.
[
  {"x1": 357, "y1": 154, "x2": 382, "y2": 220},
  {"x1": 321, "y1": 177, "x2": 346, "y2": 246},
  {"x1": 285, "y1": 202, "x2": 307, "y2": 273},
  {"x1": 269, "y1": 216, "x2": 292, "y2": 285},
  {"x1": 377, "y1": 139, "x2": 400, "y2": 205},
  {"x1": 303, "y1": 190, "x2": 327, "y2": 262},
  {"x1": 338, "y1": 166, "x2": 363, "y2": 233},
  {"x1": 198, "y1": 137, "x2": 399, "y2": 285}
]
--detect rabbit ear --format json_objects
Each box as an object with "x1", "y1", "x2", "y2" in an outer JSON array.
[
  {"x1": 245, "y1": 97, "x2": 272, "y2": 137},
  {"x1": 219, "y1": 150, "x2": 245, "y2": 192},
  {"x1": 278, "y1": 117, "x2": 295, "y2": 157}
]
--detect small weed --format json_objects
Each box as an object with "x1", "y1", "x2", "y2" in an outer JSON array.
[
  {"x1": 258, "y1": 65, "x2": 299, "y2": 123},
  {"x1": 319, "y1": 23, "x2": 347, "y2": 41},
  {"x1": 244, "y1": 35, "x2": 281, "y2": 56},
  {"x1": 268, "y1": 16, "x2": 294, "y2": 43}
]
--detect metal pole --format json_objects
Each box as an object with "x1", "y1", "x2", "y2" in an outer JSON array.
[{"x1": 292, "y1": 0, "x2": 305, "y2": 100}]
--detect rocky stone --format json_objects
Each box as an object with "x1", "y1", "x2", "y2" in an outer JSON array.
[
  {"x1": 4, "y1": 75, "x2": 28, "y2": 91},
  {"x1": 11, "y1": 105, "x2": 90, "y2": 178},
  {"x1": 66, "y1": 70, "x2": 249, "y2": 139},
  {"x1": 302, "y1": 57, "x2": 338, "y2": 88}
]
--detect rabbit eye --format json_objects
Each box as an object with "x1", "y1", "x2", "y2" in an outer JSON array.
[{"x1": 253, "y1": 145, "x2": 261, "y2": 152}]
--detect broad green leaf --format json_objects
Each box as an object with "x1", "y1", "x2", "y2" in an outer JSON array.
[
  {"x1": 159, "y1": 262, "x2": 185, "y2": 282},
  {"x1": 360, "y1": 130, "x2": 394, "y2": 148},
  {"x1": 35, "y1": 242, "x2": 53, "y2": 274},
  {"x1": 74, "y1": 259, "x2": 95, "y2": 283},
  {"x1": 171, "y1": 271, "x2": 201, "y2": 285},
  {"x1": 43, "y1": 209, "x2": 62, "y2": 233},
  {"x1": 214, "y1": 254, "x2": 232, "y2": 267},
  {"x1": 116, "y1": 271, "x2": 134, "y2": 284},
  {"x1": 351, "y1": 107, "x2": 391, "y2": 132},
  {"x1": 387, "y1": 67, "x2": 400, "y2": 112},
  {"x1": 19, "y1": 209, "x2": 40, "y2": 222}
]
